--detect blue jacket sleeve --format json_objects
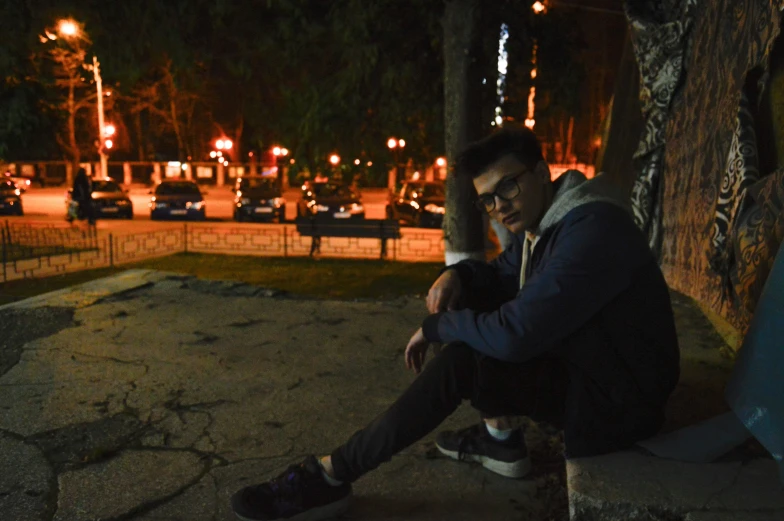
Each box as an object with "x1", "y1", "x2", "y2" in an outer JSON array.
[{"x1": 423, "y1": 204, "x2": 652, "y2": 362}]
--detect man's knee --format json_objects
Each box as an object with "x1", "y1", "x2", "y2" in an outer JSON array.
[
  {"x1": 426, "y1": 342, "x2": 477, "y2": 392},
  {"x1": 432, "y1": 342, "x2": 474, "y2": 367}
]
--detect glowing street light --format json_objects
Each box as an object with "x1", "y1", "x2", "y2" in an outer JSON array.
[
  {"x1": 215, "y1": 138, "x2": 232, "y2": 151},
  {"x1": 103, "y1": 124, "x2": 116, "y2": 137},
  {"x1": 329, "y1": 154, "x2": 340, "y2": 165},
  {"x1": 388, "y1": 137, "x2": 406, "y2": 183},
  {"x1": 58, "y1": 20, "x2": 78, "y2": 37},
  {"x1": 104, "y1": 139, "x2": 113, "y2": 149},
  {"x1": 210, "y1": 151, "x2": 217, "y2": 158},
  {"x1": 272, "y1": 146, "x2": 281, "y2": 156},
  {"x1": 436, "y1": 157, "x2": 446, "y2": 167},
  {"x1": 354, "y1": 159, "x2": 360, "y2": 165},
  {"x1": 532, "y1": 1, "x2": 546, "y2": 14}
]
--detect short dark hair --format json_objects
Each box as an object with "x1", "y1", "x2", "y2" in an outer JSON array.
[{"x1": 455, "y1": 127, "x2": 544, "y2": 179}]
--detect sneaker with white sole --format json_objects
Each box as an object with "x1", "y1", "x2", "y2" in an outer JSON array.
[
  {"x1": 435, "y1": 423, "x2": 532, "y2": 478},
  {"x1": 231, "y1": 455, "x2": 352, "y2": 521}
]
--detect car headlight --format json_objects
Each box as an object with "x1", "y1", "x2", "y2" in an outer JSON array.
[
  {"x1": 239, "y1": 197, "x2": 250, "y2": 205},
  {"x1": 316, "y1": 204, "x2": 329, "y2": 212},
  {"x1": 273, "y1": 197, "x2": 285, "y2": 208},
  {"x1": 186, "y1": 201, "x2": 205, "y2": 210},
  {"x1": 424, "y1": 203, "x2": 446, "y2": 214},
  {"x1": 155, "y1": 202, "x2": 168, "y2": 209},
  {"x1": 349, "y1": 203, "x2": 364, "y2": 214}
]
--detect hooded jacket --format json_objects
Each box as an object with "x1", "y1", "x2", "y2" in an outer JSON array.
[{"x1": 422, "y1": 170, "x2": 680, "y2": 457}]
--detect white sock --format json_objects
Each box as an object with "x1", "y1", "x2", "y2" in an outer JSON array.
[
  {"x1": 485, "y1": 422, "x2": 514, "y2": 441},
  {"x1": 318, "y1": 461, "x2": 344, "y2": 487}
]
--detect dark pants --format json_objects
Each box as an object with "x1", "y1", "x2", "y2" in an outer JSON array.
[{"x1": 330, "y1": 342, "x2": 569, "y2": 483}]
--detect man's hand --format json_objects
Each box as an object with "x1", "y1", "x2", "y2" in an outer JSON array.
[
  {"x1": 405, "y1": 327, "x2": 430, "y2": 374},
  {"x1": 426, "y1": 269, "x2": 462, "y2": 314}
]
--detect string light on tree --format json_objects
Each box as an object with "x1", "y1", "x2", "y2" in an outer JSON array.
[
  {"x1": 493, "y1": 23, "x2": 509, "y2": 127},
  {"x1": 526, "y1": 2, "x2": 547, "y2": 130}
]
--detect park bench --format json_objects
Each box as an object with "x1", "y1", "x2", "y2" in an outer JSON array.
[{"x1": 294, "y1": 217, "x2": 401, "y2": 259}]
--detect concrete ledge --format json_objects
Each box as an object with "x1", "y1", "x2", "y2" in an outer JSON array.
[{"x1": 567, "y1": 451, "x2": 783, "y2": 520}]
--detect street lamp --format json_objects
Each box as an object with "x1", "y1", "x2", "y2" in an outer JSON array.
[
  {"x1": 273, "y1": 146, "x2": 290, "y2": 191},
  {"x1": 435, "y1": 157, "x2": 447, "y2": 180},
  {"x1": 50, "y1": 19, "x2": 112, "y2": 179},
  {"x1": 387, "y1": 137, "x2": 406, "y2": 185},
  {"x1": 329, "y1": 154, "x2": 340, "y2": 166},
  {"x1": 58, "y1": 20, "x2": 78, "y2": 37}
]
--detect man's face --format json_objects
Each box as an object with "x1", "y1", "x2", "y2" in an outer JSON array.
[{"x1": 473, "y1": 154, "x2": 550, "y2": 235}]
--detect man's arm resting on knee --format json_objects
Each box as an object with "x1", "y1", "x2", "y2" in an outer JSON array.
[{"x1": 422, "y1": 206, "x2": 653, "y2": 363}]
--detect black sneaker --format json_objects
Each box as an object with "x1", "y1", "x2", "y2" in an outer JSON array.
[
  {"x1": 231, "y1": 455, "x2": 352, "y2": 521},
  {"x1": 435, "y1": 423, "x2": 532, "y2": 478}
]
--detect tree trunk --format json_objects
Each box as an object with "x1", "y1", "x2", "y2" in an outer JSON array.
[
  {"x1": 234, "y1": 113, "x2": 244, "y2": 165},
  {"x1": 135, "y1": 111, "x2": 145, "y2": 161},
  {"x1": 442, "y1": 0, "x2": 486, "y2": 265},
  {"x1": 163, "y1": 64, "x2": 186, "y2": 160},
  {"x1": 170, "y1": 96, "x2": 184, "y2": 160}
]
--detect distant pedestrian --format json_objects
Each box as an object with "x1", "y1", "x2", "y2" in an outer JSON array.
[{"x1": 70, "y1": 168, "x2": 95, "y2": 231}]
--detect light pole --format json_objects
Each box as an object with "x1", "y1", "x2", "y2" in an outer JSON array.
[
  {"x1": 93, "y1": 55, "x2": 108, "y2": 178},
  {"x1": 51, "y1": 19, "x2": 113, "y2": 179},
  {"x1": 272, "y1": 146, "x2": 289, "y2": 191},
  {"x1": 387, "y1": 137, "x2": 406, "y2": 188}
]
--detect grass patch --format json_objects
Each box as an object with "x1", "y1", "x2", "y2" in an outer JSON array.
[{"x1": 0, "y1": 253, "x2": 444, "y2": 305}]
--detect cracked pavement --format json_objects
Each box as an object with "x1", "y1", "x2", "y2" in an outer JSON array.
[{"x1": 0, "y1": 270, "x2": 565, "y2": 521}]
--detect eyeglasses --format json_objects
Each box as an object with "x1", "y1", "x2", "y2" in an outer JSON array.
[{"x1": 474, "y1": 172, "x2": 527, "y2": 213}]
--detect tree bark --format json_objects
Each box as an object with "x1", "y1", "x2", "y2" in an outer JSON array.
[
  {"x1": 134, "y1": 111, "x2": 145, "y2": 161},
  {"x1": 442, "y1": 0, "x2": 486, "y2": 265}
]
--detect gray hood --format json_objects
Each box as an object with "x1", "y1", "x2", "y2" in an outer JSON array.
[
  {"x1": 520, "y1": 170, "x2": 629, "y2": 289},
  {"x1": 535, "y1": 169, "x2": 630, "y2": 236}
]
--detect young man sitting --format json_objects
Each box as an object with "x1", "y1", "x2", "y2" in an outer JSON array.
[{"x1": 231, "y1": 128, "x2": 680, "y2": 521}]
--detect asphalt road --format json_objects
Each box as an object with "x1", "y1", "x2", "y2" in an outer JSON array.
[{"x1": 10, "y1": 185, "x2": 391, "y2": 226}]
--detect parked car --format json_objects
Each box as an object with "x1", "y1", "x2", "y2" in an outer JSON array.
[
  {"x1": 296, "y1": 181, "x2": 365, "y2": 220},
  {"x1": 149, "y1": 180, "x2": 206, "y2": 220},
  {"x1": 232, "y1": 176, "x2": 286, "y2": 222},
  {"x1": 3, "y1": 172, "x2": 31, "y2": 193},
  {"x1": 65, "y1": 178, "x2": 133, "y2": 220},
  {"x1": 0, "y1": 179, "x2": 23, "y2": 215},
  {"x1": 386, "y1": 180, "x2": 445, "y2": 228}
]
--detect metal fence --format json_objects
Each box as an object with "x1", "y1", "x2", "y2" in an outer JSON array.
[{"x1": 0, "y1": 220, "x2": 446, "y2": 282}]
